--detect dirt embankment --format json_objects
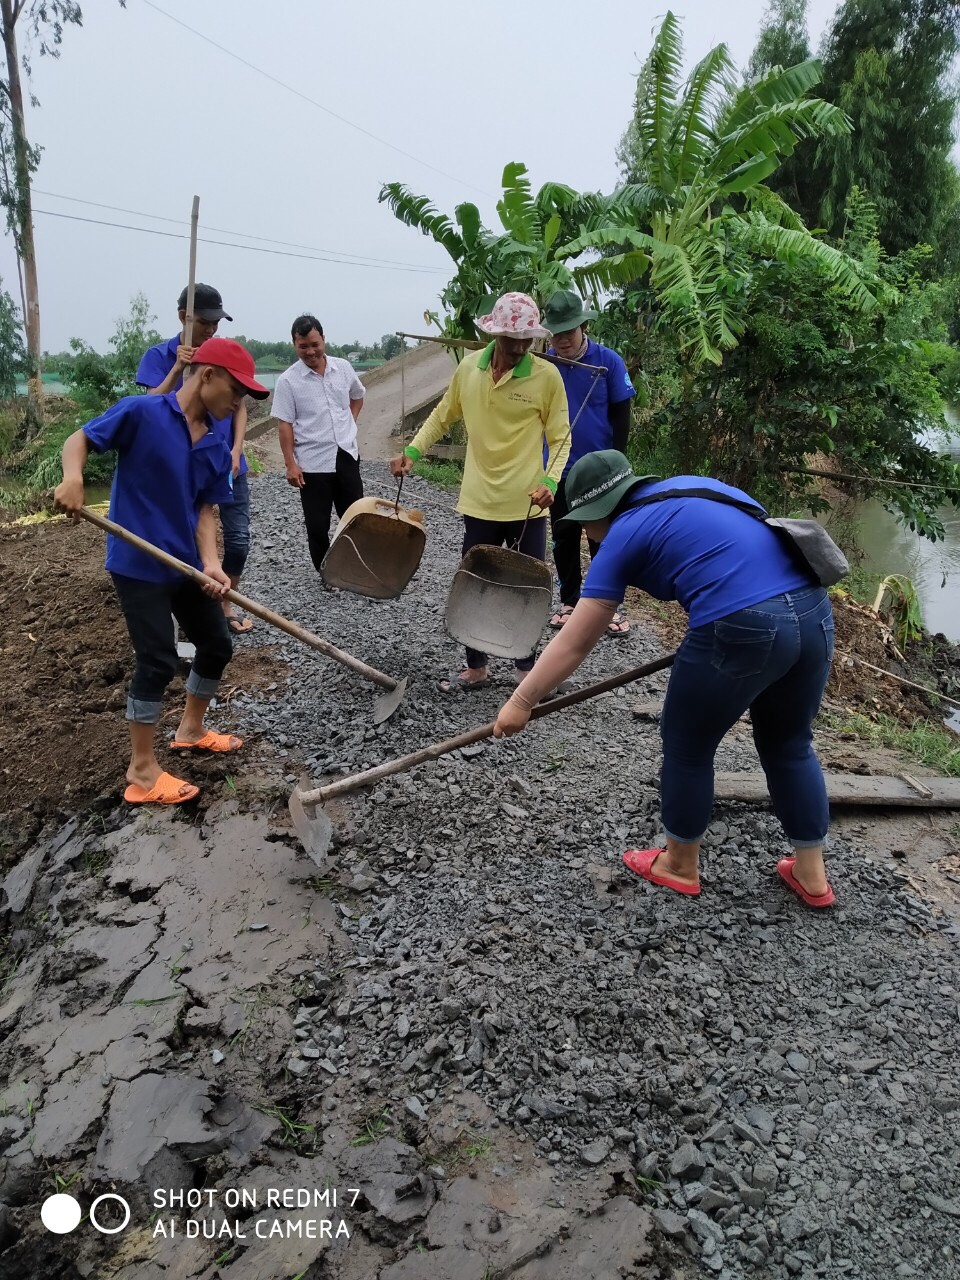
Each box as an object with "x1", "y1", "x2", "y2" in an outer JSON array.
[{"x1": 0, "y1": 517, "x2": 290, "y2": 865}]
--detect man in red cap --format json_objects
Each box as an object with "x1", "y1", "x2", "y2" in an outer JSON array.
[
  {"x1": 55, "y1": 339, "x2": 270, "y2": 806},
  {"x1": 137, "y1": 284, "x2": 255, "y2": 635}
]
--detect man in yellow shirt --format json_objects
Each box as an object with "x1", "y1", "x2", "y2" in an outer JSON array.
[{"x1": 390, "y1": 292, "x2": 570, "y2": 691}]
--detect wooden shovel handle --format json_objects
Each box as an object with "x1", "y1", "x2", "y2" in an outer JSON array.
[
  {"x1": 78, "y1": 507, "x2": 399, "y2": 690},
  {"x1": 300, "y1": 651, "x2": 676, "y2": 805}
]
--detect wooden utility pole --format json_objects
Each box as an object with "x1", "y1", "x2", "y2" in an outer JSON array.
[{"x1": 0, "y1": 0, "x2": 43, "y2": 430}]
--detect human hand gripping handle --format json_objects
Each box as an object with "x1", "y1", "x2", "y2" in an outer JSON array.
[
  {"x1": 389, "y1": 454, "x2": 414, "y2": 477},
  {"x1": 53, "y1": 476, "x2": 85, "y2": 518},
  {"x1": 528, "y1": 483, "x2": 554, "y2": 510},
  {"x1": 493, "y1": 695, "x2": 533, "y2": 738},
  {"x1": 200, "y1": 562, "x2": 232, "y2": 599}
]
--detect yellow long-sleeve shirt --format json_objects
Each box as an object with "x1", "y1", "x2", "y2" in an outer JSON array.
[{"x1": 405, "y1": 344, "x2": 571, "y2": 520}]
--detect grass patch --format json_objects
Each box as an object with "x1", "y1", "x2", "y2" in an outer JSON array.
[
  {"x1": 825, "y1": 710, "x2": 960, "y2": 777},
  {"x1": 414, "y1": 458, "x2": 462, "y2": 490},
  {"x1": 255, "y1": 1104, "x2": 318, "y2": 1153},
  {"x1": 351, "y1": 1107, "x2": 393, "y2": 1147},
  {"x1": 228, "y1": 984, "x2": 270, "y2": 1055},
  {"x1": 634, "y1": 1174, "x2": 662, "y2": 1196},
  {"x1": 306, "y1": 875, "x2": 338, "y2": 895},
  {"x1": 81, "y1": 845, "x2": 109, "y2": 879}
]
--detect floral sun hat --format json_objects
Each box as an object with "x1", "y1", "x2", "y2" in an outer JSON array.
[{"x1": 475, "y1": 291, "x2": 548, "y2": 340}]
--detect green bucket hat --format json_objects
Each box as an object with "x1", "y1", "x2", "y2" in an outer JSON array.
[
  {"x1": 542, "y1": 289, "x2": 599, "y2": 334},
  {"x1": 561, "y1": 450, "x2": 660, "y2": 523}
]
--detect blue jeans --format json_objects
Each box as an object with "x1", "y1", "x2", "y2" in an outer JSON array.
[
  {"x1": 660, "y1": 586, "x2": 834, "y2": 847},
  {"x1": 220, "y1": 470, "x2": 251, "y2": 579}
]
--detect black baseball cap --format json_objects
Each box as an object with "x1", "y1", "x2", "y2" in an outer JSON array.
[{"x1": 177, "y1": 283, "x2": 232, "y2": 322}]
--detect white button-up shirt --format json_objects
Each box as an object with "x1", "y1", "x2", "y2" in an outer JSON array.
[{"x1": 272, "y1": 356, "x2": 365, "y2": 472}]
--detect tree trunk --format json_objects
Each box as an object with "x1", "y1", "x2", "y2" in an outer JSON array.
[{"x1": 1, "y1": 0, "x2": 43, "y2": 436}]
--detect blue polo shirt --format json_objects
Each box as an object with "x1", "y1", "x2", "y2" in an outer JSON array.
[
  {"x1": 83, "y1": 393, "x2": 234, "y2": 584},
  {"x1": 547, "y1": 339, "x2": 635, "y2": 475},
  {"x1": 136, "y1": 335, "x2": 247, "y2": 479},
  {"x1": 581, "y1": 476, "x2": 813, "y2": 627}
]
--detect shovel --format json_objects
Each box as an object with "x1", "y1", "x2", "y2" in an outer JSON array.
[
  {"x1": 78, "y1": 507, "x2": 409, "y2": 723},
  {"x1": 289, "y1": 651, "x2": 676, "y2": 860}
]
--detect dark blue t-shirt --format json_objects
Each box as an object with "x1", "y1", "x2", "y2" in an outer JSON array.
[
  {"x1": 83, "y1": 393, "x2": 233, "y2": 584},
  {"x1": 136, "y1": 335, "x2": 247, "y2": 479},
  {"x1": 581, "y1": 476, "x2": 814, "y2": 627},
  {"x1": 547, "y1": 339, "x2": 635, "y2": 475}
]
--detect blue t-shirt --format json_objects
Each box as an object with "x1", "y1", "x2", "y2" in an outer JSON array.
[
  {"x1": 581, "y1": 476, "x2": 814, "y2": 627},
  {"x1": 136, "y1": 335, "x2": 247, "y2": 479},
  {"x1": 83, "y1": 393, "x2": 234, "y2": 584},
  {"x1": 547, "y1": 339, "x2": 635, "y2": 475}
]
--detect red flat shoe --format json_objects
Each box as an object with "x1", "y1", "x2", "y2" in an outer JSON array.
[
  {"x1": 623, "y1": 848, "x2": 701, "y2": 896},
  {"x1": 777, "y1": 857, "x2": 836, "y2": 908}
]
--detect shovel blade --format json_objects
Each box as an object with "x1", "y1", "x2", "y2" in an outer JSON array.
[
  {"x1": 372, "y1": 675, "x2": 408, "y2": 725},
  {"x1": 288, "y1": 782, "x2": 334, "y2": 867}
]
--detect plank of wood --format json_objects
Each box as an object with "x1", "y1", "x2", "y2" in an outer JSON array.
[{"x1": 714, "y1": 772, "x2": 960, "y2": 809}]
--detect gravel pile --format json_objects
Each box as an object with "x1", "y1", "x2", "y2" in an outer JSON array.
[{"x1": 233, "y1": 465, "x2": 960, "y2": 1280}]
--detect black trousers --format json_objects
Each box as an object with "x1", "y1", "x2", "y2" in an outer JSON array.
[
  {"x1": 461, "y1": 513, "x2": 548, "y2": 671},
  {"x1": 549, "y1": 475, "x2": 602, "y2": 606},
  {"x1": 298, "y1": 449, "x2": 364, "y2": 574},
  {"x1": 111, "y1": 573, "x2": 232, "y2": 722}
]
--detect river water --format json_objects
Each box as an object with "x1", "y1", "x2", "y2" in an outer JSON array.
[{"x1": 855, "y1": 423, "x2": 960, "y2": 643}]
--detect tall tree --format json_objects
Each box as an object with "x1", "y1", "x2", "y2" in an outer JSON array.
[
  {"x1": 747, "y1": 0, "x2": 811, "y2": 81},
  {"x1": 0, "y1": 273, "x2": 24, "y2": 398},
  {"x1": 809, "y1": 0, "x2": 960, "y2": 256},
  {"x1": 746, "y1": 0, "x2": 812, "y2": 211},
  {"x1": 0, "y1": 2, "x2": 119, "y2": 434}
]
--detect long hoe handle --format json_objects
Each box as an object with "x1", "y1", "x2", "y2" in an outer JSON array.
[
  {"x1": 298, "y1": 651, "x2": 676, "y2": 805},
  {"x1": 183, "y1": 195, "x2": 199, "y2": 348},
  {"x1": 78, "y1": 507, "x2": 399, "y2": 691}
]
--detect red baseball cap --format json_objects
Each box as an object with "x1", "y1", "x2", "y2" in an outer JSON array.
[{"x1": 191, "y1": 337, "x2": 271, "y2": 399}]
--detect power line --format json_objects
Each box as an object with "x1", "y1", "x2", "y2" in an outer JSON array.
[
  {"x1": 33, "y1": 188, "x2": 445, "y2": 270},
  {"x1": 141, "y1": 0, "x2": 492, "y2": 199},
  {"x1": 32, "y1": 207, "x2": 447, "y2": 273}
]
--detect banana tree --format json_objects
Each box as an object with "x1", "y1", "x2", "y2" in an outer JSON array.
[
  {"x1": 378, "y1": 164, "x2": 650, "y2": 340},
  {"x1": 558, "y1": 11, "x2": 882, "y2": 366}
]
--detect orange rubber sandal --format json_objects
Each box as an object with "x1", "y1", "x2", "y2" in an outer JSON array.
[
  {"x1": 170, "y1": 730, "x2": 244, "y2": 754},
  {"x1": 123, "y1": 772, "x2": 200, "y2": 806}
]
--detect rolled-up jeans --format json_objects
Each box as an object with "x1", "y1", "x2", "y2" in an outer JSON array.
[
  {"x1": 660, "y1": 585, "x2": 834, "y2": 847},
  {"x1": 219, "y1": 470, "x2": 251, "y2": 579}
]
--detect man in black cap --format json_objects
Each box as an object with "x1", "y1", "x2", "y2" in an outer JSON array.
[{"x1": 137, "y1": 284, "x2": 255, "y2": 634}]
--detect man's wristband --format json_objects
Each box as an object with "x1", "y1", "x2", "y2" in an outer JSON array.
[
  {"x1": 542, "y1": 476, "x2": 557, "y2": 495},
  {"x1": 403, "y1": 445, "x2": 422, "y2": 461}
]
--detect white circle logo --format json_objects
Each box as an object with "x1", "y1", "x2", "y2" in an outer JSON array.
[
  {"x1": 89, "y1": 1193, "x2": 131, "y2": 1235},
  {"x1": 40, "y1": 1193, "x2": 82, "y2": 1234}
]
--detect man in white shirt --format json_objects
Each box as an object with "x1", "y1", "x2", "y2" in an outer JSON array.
[{"x1": 273, "y1": 314, "x2": 365, "y2": 575}]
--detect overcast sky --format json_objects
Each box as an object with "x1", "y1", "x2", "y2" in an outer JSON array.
[{"x1": 1, "y1": 0, "x2": 839, "y2": 353}]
